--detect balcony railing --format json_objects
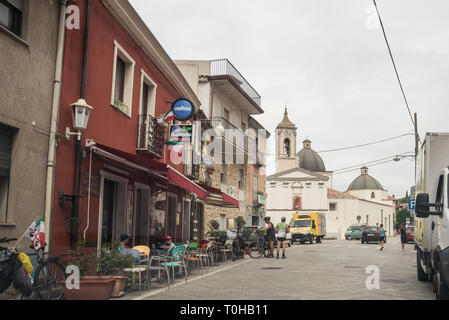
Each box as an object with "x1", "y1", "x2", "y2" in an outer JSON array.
[
  {"x1": 210, "y1": 59, "x2": 261, "y2": 107},
  {"x1": 253, "y1": 191, "x2": 265, "y2": 207},
  {"x1": 137, "y1": 114, "x2": 166, "y2": 157}
]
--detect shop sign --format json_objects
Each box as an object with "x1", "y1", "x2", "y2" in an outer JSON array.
[
  {"x1": 167, "y1": 124, "x2": 193, "y2": 145},
  {"x1": 171, "y1": 98, "x2": 194, "y2": 121}
]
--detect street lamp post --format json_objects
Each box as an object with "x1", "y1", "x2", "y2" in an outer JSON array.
[{"x1": 65, "y1": 98, "x2": 93, "y2": 249}]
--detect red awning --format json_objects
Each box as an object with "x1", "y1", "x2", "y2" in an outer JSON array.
[
  {"x1": 197, "y1": 183, "x2": 240, "y2": 208},
  {"x1": 94, "y1": 143, "x2": 207, "y2": 200}
]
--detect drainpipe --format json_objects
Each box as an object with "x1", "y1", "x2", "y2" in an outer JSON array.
[
  {"x1": 71, "y1": 0, "x2": 91, "y2": 249},
  {"x1": 44, "y1": 0, "x2": 68, "y2": 254}
]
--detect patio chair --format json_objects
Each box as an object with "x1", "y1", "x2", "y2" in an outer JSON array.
[
  {"x1": 185, "y1": 242, "x2": 203, "y2": 276},
  {"x1": 159, "y1": 245, "x2": 188, "y2": 287},
  {"x1": 144, "y1": 255, "x2": 171, "y2": 291},
  {"x1": 217, "y1": 239, "x2": 233, "y2": 262},
  {"x1": 123, "y1": 246, "x2": 150, "y2": 294},
  {"x1": 193, "y1": 242, "x2": 213, "y2": 273}
]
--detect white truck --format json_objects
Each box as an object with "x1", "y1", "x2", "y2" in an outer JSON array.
[{"x1": 415, "y1": 132, "x2": 449, "y2": 299}]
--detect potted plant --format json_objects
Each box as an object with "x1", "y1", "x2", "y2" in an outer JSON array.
[
  {"x1": 97, "y1": 241, "x2": 134, "y2": 298},
  {"x1": 62, "y1": 241, "x2": 116, "y2": 300}
]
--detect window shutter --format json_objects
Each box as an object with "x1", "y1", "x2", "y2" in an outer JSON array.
[
  {"x1": 0, "y1": 125, "x2": 13, "y2": 177},
  {"x1": 7, "y1": 0, "x2": 23, "y2": 11}
]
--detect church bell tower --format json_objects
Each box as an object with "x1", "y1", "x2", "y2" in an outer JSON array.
[{"x1": 275, "y1": 108, "x2": 297, "y2": 173}]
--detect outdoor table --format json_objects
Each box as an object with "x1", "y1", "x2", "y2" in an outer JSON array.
[{"x1": 151, "y1": 249, "x2": 168, "y2": 256}]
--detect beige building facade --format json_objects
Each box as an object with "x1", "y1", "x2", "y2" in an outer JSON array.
[{"x1": 0, "y1": 0, "x2": 60, "y2": 241}]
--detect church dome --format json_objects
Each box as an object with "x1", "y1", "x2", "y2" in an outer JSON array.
[
  {"x1": 297, "y1": 139, "x2": 326, "y2": 172},
  {"x1": 347, "y1": 167, "x2": 384, "y2": 191}
]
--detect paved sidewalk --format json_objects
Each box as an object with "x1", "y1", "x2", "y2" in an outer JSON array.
[{"x1": 119, "y1": 236, "x2": 435, "y2": 300}]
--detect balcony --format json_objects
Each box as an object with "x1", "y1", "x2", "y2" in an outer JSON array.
[
  {"x1": 253, "y1": 191, "x2": 265, "y2": 207},
  {"x1": 210, "y1": 59, "x2": 262, "y2": 113},
  {"x1": 210, "y1": 117, "x2": 257, "y2": 159},
  {"x1": 137, "y1": 114, "x2": 166, "y2": 158}
]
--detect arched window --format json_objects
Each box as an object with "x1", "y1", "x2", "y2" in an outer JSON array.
[
  {"x1": 371, "y1": 192, "x2": 375, "y2": 199},
  {"x1": 283, "y1": 139, "x2": 290, "y2": 156}
]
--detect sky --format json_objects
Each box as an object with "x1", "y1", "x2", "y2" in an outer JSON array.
[{"x1": 130, "y1": 0, "x2": 449, "y2": 198}]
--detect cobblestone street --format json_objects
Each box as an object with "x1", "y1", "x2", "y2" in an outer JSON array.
[{"x1": 121, "y1": 236, "x2": 434, "y2": 300}]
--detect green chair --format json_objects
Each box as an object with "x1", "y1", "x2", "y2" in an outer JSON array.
[{"x1": 160, "y1": 245, "x2": 188, "y2": 287}]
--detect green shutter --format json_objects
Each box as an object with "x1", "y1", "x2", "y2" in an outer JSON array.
[{"x1": 0, "y1": 125, "x2": 13, "y2": 177}]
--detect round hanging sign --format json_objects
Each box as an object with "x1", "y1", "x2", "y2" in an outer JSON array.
[{"x1": 171, "y1": 98, "x2": 194, "y2": 121}]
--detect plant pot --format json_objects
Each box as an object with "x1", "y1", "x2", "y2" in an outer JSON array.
[
  {"x1": 62, "y1": 276, "x2": 115, "y2": 300},
  {"x1": 110, "y1": 276, "x2": 128, "y2": 298}
]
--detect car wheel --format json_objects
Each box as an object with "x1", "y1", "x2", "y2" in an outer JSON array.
[
  {"x1": 435, "y1": 268, "x2": 449, "y2": 300},
  {"x1": 361, "y1": 239, "x2": 364, "y2": 244}
]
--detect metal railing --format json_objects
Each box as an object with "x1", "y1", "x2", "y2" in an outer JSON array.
[
  {"x1": 210, "y1": 59, "x2": 261, "y2": 107},
  {"x1": 137, "y1": 114, "x2": 165, "y2": 157}
]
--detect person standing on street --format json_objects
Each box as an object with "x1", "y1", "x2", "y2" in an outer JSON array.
[
  {"x1": 275, "y1": 217, "x2": 290, "y2": 259},
  {"x1": 377, "y1": 224, "x2": 386, "y2": 251},
  {"x1": 399, "y1": 223, "x2": 407, "y2": 250},
  {"x1": 262, "y1": 217, "x2": 276, "y2": 258}
]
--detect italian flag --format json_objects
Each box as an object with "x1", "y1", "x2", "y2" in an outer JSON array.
[
  {"x1": 23, "y1": 217, "x2": 45, "y2": 251},
  {"x1": 163, "y1": 108, "x2": 175, "y2": 122}
]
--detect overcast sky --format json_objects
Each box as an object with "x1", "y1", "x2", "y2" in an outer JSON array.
[{"x1": 130, "y1": 0, "x2": 449, "y2": 198}]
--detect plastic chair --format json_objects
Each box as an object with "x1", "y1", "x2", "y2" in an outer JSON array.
[
  {"x1": 185, "y1": 242, "x2": 203, "y2": 275},
  {"x1": 160, "y1": 245, "x2": 188, "y2": 287}
]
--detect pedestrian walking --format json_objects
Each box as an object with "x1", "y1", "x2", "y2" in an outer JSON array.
[
  {"x1": 275, "y1": 217, "x2": 290, "y2": 259},
  {"x1": 262, "y1": 217, "x2": 276, "y2": 258},
  {"x1": 399, "y1": 223, "x2": 407, "y2": 250},
  {"x1": 377, "y1": 224, "x2": 386, "y2": 251}
]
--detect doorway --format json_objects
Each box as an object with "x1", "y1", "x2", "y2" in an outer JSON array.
[
  {"x1": 167, "y1": 194, "x2": 177, "y2": 239},
  {"x1": 182, "y1": 200, "x2": 191, "y2": 242},
  {"x1": 133, "y1": 184, "x2": 150, "y2": 246}
]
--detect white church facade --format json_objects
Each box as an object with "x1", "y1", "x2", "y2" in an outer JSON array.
[{"x1": 266, "y1": 109, "x2": 395, "y2": 240}]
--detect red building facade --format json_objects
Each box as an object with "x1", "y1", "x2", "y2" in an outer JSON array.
[{"x1": 50, "y1": 0, "x2": 204, "y2": 256}]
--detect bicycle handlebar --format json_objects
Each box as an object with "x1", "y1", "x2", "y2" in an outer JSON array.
[{"x1": 0, "y1": 237, "x2": 17, "y2": 244}]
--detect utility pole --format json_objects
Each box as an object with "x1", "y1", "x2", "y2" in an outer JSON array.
[{"x1": 414, "y1": 113, "x2": 418, "y2": 158}]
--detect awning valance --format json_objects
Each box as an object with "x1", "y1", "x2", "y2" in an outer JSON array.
[
  {"x1": 93, "y1": 143, "x2": 207, "y2": 200},
  {"x1": 197, "y1": 183, "x2": 240, "y2": 208}
]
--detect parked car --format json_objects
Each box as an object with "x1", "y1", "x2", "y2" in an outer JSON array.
[
  {"x1": 361, "y1": 226, "x2": 387, "y2": 244},
  {"x1": 345, "y1": 225, "x2": 363, "y2": 240},
  {"x1": 406, "y1": 225, "x2": 414, "y2": 242}
]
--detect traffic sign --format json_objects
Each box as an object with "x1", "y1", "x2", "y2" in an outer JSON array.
[{"x1": 409, "y1": 198, "x2": 415, "y2": 210}]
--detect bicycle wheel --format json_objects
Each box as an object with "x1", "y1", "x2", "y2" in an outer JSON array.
[
  {"x1": 34, "y1": 260, "x2": 66, "y2": 300},
  {"x1": 248, "y1": 243, "x2": 264, "y2": 259}
]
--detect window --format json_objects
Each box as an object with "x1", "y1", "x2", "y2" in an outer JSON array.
[
  {"x1": 0, "y1": 124, "x2": 13, "y2": 223},
  {"x1": 371, "y1": 192, "x2": 375, "y2": 199},
  {"x1": 0, "y1": 0, "x2": 22, "y2": 37},
  {"x1": 219, "y1": 214, "x2": 226, "y2": 231},
  {"x1": 329, "y1": 203, "x2": 337, "y2": 211},
  {"x1": 306, "y1": 183, "x2": 312, "y2": 189},
  {"x1": 111, "y1": 40, "x2": 135, "y2": 117},
  {"x1": 224, "y1": 109, "x2": 230, "y2": 122},
  {"x1": 140, "y1": 70, "x2": 157, "y2": 117},
  {"x1": 221, "y1": 165, "x2": 227, "y2": 184},
  {"x1": 238, "y1": 169, "x2": 245, "y2": 190},
  {"x1": 283, "y1": 139, "x2": 290, "y2": 156},
  {"x1": 319, "y1": 183, "x2": 324, "y2": 189}
]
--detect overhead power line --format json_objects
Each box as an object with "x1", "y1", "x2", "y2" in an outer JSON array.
[
  {"x1": 333, "y1": 151, "x2": 413, "y2": 173},
  {"x1": 373, "y1": 0, "x2": 420, "y2": 143},
  {"x1": 317, "y1": 133, "x2": 413, "y2": 153}
]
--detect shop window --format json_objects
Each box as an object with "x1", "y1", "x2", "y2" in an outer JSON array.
[
  {"x1": 111, "y1": 40, "x2": 135, "y2": 117},
  {"x1": 0, "y1": 0, "x2": 23, "y2": 37},
  {"x1": 0, "y1": 123, "x2": 13, "y2": 223}
]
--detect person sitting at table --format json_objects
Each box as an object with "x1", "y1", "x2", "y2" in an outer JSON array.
[
  {"x1": 159, "y1": 235, "x2": 176, "y2": 250},
  {"x1": 118, "y1": 233, "x2": 141, "y2": 263}
]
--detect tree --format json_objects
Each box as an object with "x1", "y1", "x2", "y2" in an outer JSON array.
[{"x1": 395, "y1": 208, "x2": 411, "y2": 225}]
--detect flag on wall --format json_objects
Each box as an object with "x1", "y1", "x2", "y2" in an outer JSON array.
[
  {"x1": 23, "y1": 217, "x2": 45, "y2": 251},
  {"x1": 163, "y1": 108, "x2": 175, "y2": 122}
]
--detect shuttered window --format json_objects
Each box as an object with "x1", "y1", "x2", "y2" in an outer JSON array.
[{"x1": 0, "y1": 124, "x2": 13, "y2": 223}]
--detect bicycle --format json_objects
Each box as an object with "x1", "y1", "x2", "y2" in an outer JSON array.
[
  {"x1": 231, "y1": 228, "x2": 272, "y2": 260},
  {"x1": 0, "y1": 237, "x2": 66, "y2": 300}
]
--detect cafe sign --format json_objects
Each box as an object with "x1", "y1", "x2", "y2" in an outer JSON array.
[{"x1": 167, "y1": 124, "x2": 193, "y2": 145}]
